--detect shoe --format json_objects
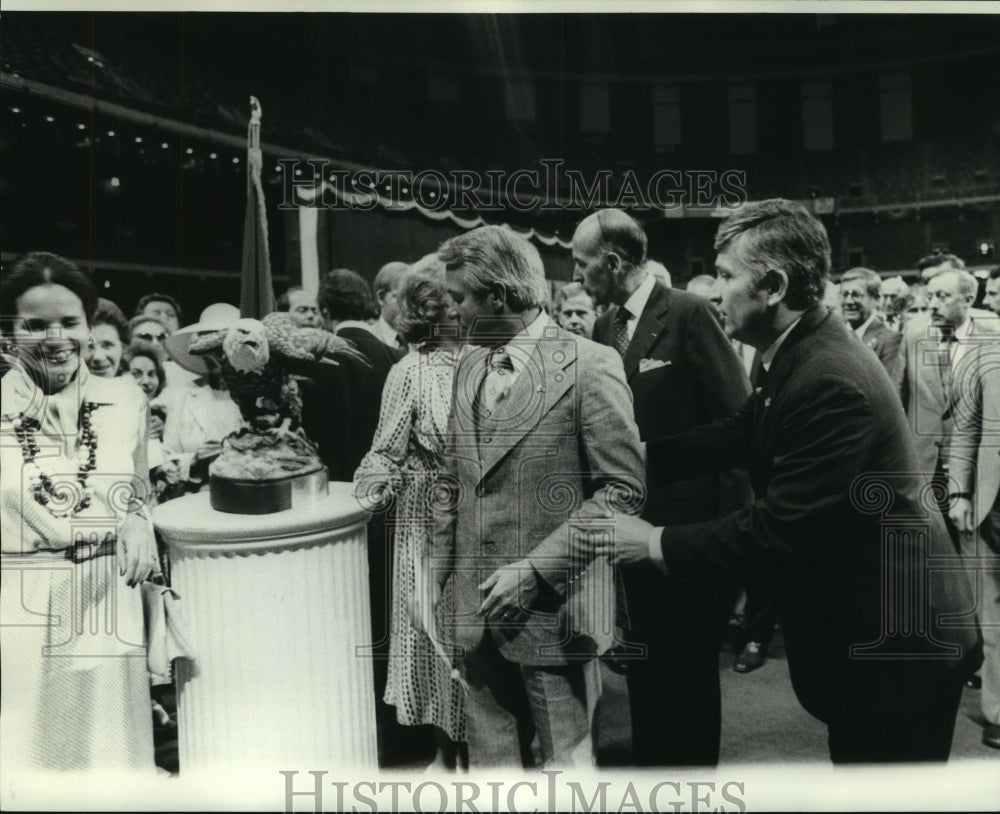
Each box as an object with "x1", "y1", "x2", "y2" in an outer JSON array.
[
  {"x1": 734, "y1": 641, "x2": 766, "y2": 673},
  {"x1": 965, "y1": 673, "x2": 983, "y2": 690},
  {"x1": 983, "y1": 723, "x2": 1000, "y2": 750}
]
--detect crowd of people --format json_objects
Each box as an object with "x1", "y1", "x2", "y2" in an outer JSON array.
[{"x1": 1, "y1": 200, "x2": 998, "y2": 776}]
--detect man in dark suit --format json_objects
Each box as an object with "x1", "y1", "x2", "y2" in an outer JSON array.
[
  {"x1": 571, "y1": 208, "x2": 752, "y2": 766},
  {"x1": 839, "y1": 267, "x2": 903, "y2": 388},
  {"x1": 578, "y1": 198, "x2": 980, "y2": 763},
  {"x1": 300, "y1": 268, "x2": 403, "y2": 481},
  {"x1": 426, "y1": 225, "x2": 645, "y2": 767}
]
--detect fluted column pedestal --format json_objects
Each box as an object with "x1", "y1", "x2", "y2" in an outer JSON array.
[{"x1": 154, "y1": 482, "x2": 376, "y2": 773}]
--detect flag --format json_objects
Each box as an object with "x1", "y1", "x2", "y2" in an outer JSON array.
[{"x1": 240, "y1": 95, "x2": 276, "y2": 319}]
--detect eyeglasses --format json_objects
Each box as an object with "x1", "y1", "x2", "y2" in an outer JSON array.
[
  {"x1": 134, "y1": 331, "x2": 166, "y2": 343},
  {"x1": 929, "y1": 290, "x2": 961, "y2": 303}
]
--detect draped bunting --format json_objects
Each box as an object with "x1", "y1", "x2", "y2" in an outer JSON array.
[{"x1": 294, "y1": 180, "x2": 573, "y2": 249}]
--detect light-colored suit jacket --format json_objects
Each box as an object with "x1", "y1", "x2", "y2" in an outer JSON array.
[
  {"x1": 858, "y1": 318, "x2": 903, "y2": 389},
  {"x1": 431, "y1": 323, "x2": 645, "y2": 666},
  {"x1": 946, "y1": 338, "x2": 1000, "y2": 524},
  {"x1": 901, "y1": 317, "x2": 1000, "y2": 478}
]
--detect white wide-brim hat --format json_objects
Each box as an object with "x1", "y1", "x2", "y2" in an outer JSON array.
[{"x1": 163, "y1": 303, "x2": 240, "y2": 375}]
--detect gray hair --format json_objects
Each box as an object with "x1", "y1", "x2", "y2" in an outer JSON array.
[
  {"x1": 840, "y1": 267, "x2": 882, "y2": 300},
  {"x1": 373, "y1": 261, "x2": 411, "y2": 296},
  {"x1": 553, "y1": 281, "x2": 593, "y2": 309},
  {"x1": 715, "y1": 198, "x2": 830, "y2": 311},
  {"x1": 935, "y1": 268, "x2": 979, "y2": 300}
]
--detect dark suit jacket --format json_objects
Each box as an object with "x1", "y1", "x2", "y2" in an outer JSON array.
[
  {"x1": 289, "y1": 327, "x2": 404, "y2": 482},
  {"x1": 647, "y1": 307, "x2": 980, "y2": 726},
  {"x1": 858, "y1": 317, "x2": 903, "y2": 390},
  {"x1": 593, "y1": 282, "x2": 752, "y2": 525}
]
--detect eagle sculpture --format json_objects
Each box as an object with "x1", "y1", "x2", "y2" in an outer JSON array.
[{"x1": 188, "y1": 311, "x2": 370, "y2": 430}]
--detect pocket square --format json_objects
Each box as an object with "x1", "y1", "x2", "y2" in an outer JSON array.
[{"x1": 639, "y1": 358, "x2": 670, "y2": 373}]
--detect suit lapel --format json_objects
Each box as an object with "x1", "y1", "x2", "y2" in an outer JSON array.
[
  {"x1": 622, "y1": 282, "x2": 671, "y2": 381},
  {"x1": 477, "y1": 335, "x2": 576, "y2": 478},
  {"x1": 451, "y1": 346, "x2": 490, "y2": 437},
  {"x1": 758, "y1": 307, "x2": 832, "y2": 407}
]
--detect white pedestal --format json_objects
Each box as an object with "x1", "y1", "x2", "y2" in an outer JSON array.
[{"x1": 154, "y1": 482, "x2": 376, "y2": 773}]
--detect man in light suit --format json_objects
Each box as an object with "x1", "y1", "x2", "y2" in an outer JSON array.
[
  {"x1": 901, "y1": 268, "x2": 1000, "y2": 510},
  {"x1": 572, "y1": 208, "x2": 751, "y2": 766},
  {"x1": 839, "y1": 267, "x2": 903, "y2": 388},
  {"x1": 426, "y1": 225, "x2": 645, "y2": 768},
  {"x1": 946, "y1": 336, "x2": 1000, "y2": 749},
  {"x1": 578, "y1": 198, "x2": 979, "y2": 763}
]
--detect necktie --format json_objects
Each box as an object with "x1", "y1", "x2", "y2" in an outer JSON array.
[
  {"x1": 939, "y1": 332, "x2": 957, "y2": 401},
  {"x1": 479, "y1": 346, "x2": 515, "y2": 419},
  {"x1": 611, "y1": 307, "x2": 631, "y2": 360}
]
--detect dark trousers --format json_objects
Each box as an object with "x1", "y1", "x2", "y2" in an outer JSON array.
[
  {"x1": 827, "y1": 670, "x2": 965, "y2": 763},
  {"x1": 742, "y1": 575, "x2": 778, "y2": 650},
  {"x1": 622, "y1": 564, "x2": 735, "y2": 766}
]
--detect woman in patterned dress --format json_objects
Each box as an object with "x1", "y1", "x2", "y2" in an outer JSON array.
[
  {"x1": 0, "y1": 252, "x2": 159, "y2": 773},
  {"x1": 355, "y1": 254, "x2": 467, "y2": 769}
]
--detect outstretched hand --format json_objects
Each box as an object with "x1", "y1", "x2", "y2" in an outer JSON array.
[{"x1": 568, "y1": 512, "x2": 656, "y2": 565}]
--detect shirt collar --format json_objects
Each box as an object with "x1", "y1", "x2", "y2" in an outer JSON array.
[
  {"x1": 374, "y1": 316, "x2": 398, "y2": 346},
  {"x1": 497, "y1": 310, "x2": 550, "y2": 378},
  {"x1": 854, "y1": 313, "x2": 878, "y2": 337},
  {"x1": 761, "y1": 316, "x2": 803, "y2": 373},
  {"x1": 620, "y1": 271, "x2": 655, "y2": 322}
]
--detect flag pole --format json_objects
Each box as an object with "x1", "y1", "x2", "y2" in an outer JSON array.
[{"x1": 239, "y1": 95, "x2": 276, "y2": 319}]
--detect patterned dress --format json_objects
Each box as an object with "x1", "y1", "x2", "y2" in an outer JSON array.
[
  {"x1": 354, "y1": 347, "x2": 466, "y2": 742},
  {"x1": 0, "y1": 365, "x2": 156, "y2": 772}
]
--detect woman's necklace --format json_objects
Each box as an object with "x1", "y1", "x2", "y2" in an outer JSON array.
[{"x1": 11, "y1": 402, "x2": 105, "y2": 518}]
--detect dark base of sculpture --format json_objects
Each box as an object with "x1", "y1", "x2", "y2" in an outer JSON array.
[{"x1": 209, "y1": 467, "x2": 329, "y2": 514}]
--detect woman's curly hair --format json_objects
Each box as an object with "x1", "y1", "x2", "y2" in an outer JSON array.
[{"x1": 394, "y1": 254, "x2": 453, "y2": 347}]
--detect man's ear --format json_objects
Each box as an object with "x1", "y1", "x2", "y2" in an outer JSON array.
[
  {"x1": 604, "y1": 251, "x2": 623, "y2": 276},
  {"x1": 488, "y1": 283, "x2": 507, "y2": 314},
  {"x1": 760, "y1": 268, "x2": 789, "y2": 303}
]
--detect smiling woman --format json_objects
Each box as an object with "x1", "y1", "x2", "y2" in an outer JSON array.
[
  {"x1": 87, "y1": 299, "x2": 130, "y2": 378},
  {"x1": 0, "y1": 252, "x2": 158, "y2": 772}
]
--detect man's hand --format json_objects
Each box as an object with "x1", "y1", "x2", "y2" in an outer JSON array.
[
  {"x1": 478, "y1": 559, "x2": 539, "y2": 624},
  {"x1": 194, "y1": 440, "x2": 222, "y2": 464},
  {"x1": 949, "y1": 496, "x2": 976, "y2": 535},
  {"x1": 149, "y1": 412, "x2": 165, "y2": 441},
  {"x1": 570, "y1": 512, "x2": 657, "y2": 565}
]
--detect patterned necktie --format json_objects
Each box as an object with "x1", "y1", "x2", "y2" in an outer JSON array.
[
  {"x1": 478, "y1": 346, "x2": 515, "y2": 419},
  {"x1": 611, "y1": 306, "x2": 631, "y2": 360}
]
